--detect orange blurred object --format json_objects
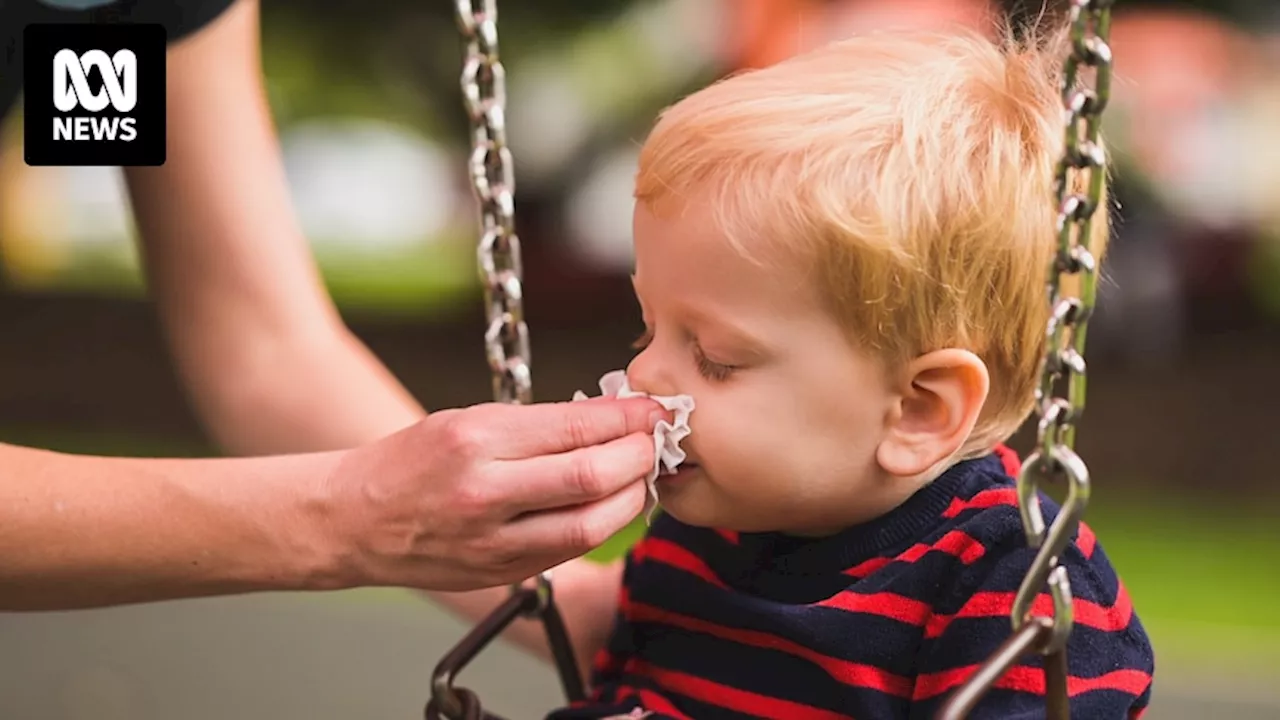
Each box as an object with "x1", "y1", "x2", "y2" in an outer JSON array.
[{"x1": 728, "y1": 0, "x2": 997, "y2": 70}]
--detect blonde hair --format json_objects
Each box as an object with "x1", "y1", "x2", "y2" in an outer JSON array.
[{"x1": 634, "y1": 25, "x2": 1110, "y2": 455}]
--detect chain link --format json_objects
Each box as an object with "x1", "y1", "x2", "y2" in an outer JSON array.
[
  {"x1": 455, "y1": 0, "x2": 532, "y2": 406},
  {"x1": 1012, "y1": 0, "x2": 1114, "y2": 655},
  {"x1": 450, "y1": 5, "x2": 583, "y2": 705}
]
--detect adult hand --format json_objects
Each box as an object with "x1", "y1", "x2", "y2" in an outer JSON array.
[{"x1": 322, "y1": 397, "x2": 666, "y2": 591}]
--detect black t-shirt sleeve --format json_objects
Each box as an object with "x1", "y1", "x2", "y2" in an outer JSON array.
[
  {"x1": 87, "y1": 0, "x2": 238, "y2": 45},
  {"x1": 0, "y1": 0, "x2": 238, "y2": 124},
  {"x1": 0, "y1": 0, "x2": 240, "y2": 282}
]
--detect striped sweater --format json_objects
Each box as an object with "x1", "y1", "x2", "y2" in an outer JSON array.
[{"x1": 547, "y1": 449, "x2": 1154, "y2": 719}]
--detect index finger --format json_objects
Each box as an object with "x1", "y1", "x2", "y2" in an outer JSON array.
[{"x1": 493, "y1": 396, "x2": 668, "y2": 459}]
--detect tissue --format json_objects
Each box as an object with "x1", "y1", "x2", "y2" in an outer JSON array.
[{"x1": 572, "y1": 370, "x2": 695, "y2": 524}]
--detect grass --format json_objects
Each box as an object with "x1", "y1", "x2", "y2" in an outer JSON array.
[{"x1": 1084, "y1": 496, "x2": 1280, "y2": 680}]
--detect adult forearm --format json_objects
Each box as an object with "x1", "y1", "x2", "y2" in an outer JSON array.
[
  {"x1": 0, "y1": 393, "x2": 664, "y2": 614},
  {"x1": 125, "y1": 138, "x2": 424, "y2": 455},
  {"x1": 172, "y1": 321, "x2": 425, "y2": 456},
  {"x1": 0, "y1": 442, "x2": 344, "y2": 611},
  {"x1": 123, "y1": 0, "x2": 424, "y2": 457}
]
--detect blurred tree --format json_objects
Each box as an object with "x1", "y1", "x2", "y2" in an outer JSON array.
[{"x1": 258, "y1": 0, "x2": 647, "y2": 136}]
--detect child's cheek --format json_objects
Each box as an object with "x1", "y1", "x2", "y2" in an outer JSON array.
[{"x1": 686, "y1": 399, "x2": 748, "y2": 472}]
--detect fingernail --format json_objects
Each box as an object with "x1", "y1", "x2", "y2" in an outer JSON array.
[{"x1": 649, "y1": 408, "x2": 668, "y2": 425}]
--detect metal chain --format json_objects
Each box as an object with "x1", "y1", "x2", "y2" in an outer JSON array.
[
  {"x1": 455, "y1": 0, "x2": 532, "y2": 406},
  {"x1": 936, "y1": 6, "x2": 1115, "y2": 718},
  {"x1": 455, "y1": 0, "x2": 552, "y2": 603},
  {"x1": 437, "y1": 5, "x2": 584, "y2": 718},
  {"x1": 1012, "y1": 0, "x2": 1113, "y2": 655}
]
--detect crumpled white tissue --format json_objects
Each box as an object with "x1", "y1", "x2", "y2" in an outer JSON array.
[{"x1": 572, "y1": 369, "x2": 695, "y2": 524}]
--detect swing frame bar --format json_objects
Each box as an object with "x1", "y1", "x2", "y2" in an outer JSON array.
[{"x1": 426, "y1": 577, "x2": 583, "y2": 720}]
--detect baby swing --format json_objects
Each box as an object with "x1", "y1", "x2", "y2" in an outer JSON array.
[{"x1": 424, "y1": 1, "x2": 1115, "y2": 718}]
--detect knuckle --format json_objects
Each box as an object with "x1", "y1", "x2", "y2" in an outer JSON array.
[
  {"x1": 563, "y1": 408, "x2": 595, "y2": 450},
  {"x1": 438, "y1": 411, "x2": 487, "y2": 459},
  {"x1": 575, "y1": 517, "x2": 613, "y2": 552},
  {"x1": 447, "y1": 465, "x2": 503, "y2": 520},
  {"x1": 451, "y1": 481, "x2": 491, "y2": 520},
  {"x1": 569, "y1": 452, "x2": 605, "y2": 498},
  {"x1": 564, "y1": 521, "x2": 594, "y2": 554},
  {"x1": 470, "y1": 531, "x2": 516, "y2": 568}
]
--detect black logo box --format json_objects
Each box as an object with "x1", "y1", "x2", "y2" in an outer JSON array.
[{"x1": 23, "y1": 23, "x2": 166, "y2": 167}]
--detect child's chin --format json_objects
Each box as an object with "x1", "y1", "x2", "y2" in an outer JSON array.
[
  {"x1": 657, "y1": 503, "x2": 716, "y2": 528},
  {"x1": 654, "y1": 480, "x2": 722, "y2": 528}
]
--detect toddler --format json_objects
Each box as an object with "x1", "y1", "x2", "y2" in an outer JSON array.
[{"x1": 437, "y1": 23, "x2": 1155, "y2": 720}]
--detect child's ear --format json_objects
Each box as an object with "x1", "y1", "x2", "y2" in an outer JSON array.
[{"x1": 876, "y1": 349, "x2": 990, "y2": 478}]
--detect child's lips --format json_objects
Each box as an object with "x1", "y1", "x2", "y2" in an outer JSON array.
[{"x1": 667, "y1": 461, "x2": 700, "y2": 480}]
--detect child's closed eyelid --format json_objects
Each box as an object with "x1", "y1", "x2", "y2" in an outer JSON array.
[
  {"x1": 693, "y1": 342, "x2": 736, "y2": 381},
  {"x1": 632, "y1": 326, "x2": 654, "y2": 350}
]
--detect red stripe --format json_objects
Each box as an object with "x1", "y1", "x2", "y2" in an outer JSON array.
[
  {"x1": 924, "y1": 586, "x2": 1134, "y2": 638},
  {"x1": 631, "y1": 537, "x2": 727, "y2": 589},
  {"x1": 612, "y1": 686, "x2": 638, "y2": 705},
  {"x1": 905, "y1": 530, "x2": 986, "y2": 564},
  {"x1": 843, "y1": 555, "x2": 892, "y2": 578},
  {"x1": 1077, "y1": 522, "x2": 1097, "y2": 559},
  {"x1": 627, "y1": 659, "x2": 856, "y2": 720},
  {"x1": 612, "y1": 686, "x2": 693, "y2": 719},
  {"x1": 914, "y1": 664, "x2": 995, "y2": 700},
  {"x1": 941, "y1": 488, "x2": 1018, "y2": 518},
  {"x1": 816, "y1": 590, "x2": 932, "y2": 627},
  {"x1": 940, "y1": 445, "x2": 1022, "y2": 517},
  {"x1": 627, "y1": 599, "x2": 912, "y2": 696},
  {"x1": 940, "y1": 492, "x2": 1097, "y2": 561},
  {"x1": 593, "y1": 647, "x2": 625, "y2": 677},
  {"x1": 1071, "y1": 669, "x2": 1153, "y2": 696},
  {"x1": 914, "y1": 664, "x2": 1152, "y2": 700},
  {"x1": 994, "y1": 443, "x2": 1022, "y2": 477},
  {"x1": 714, "y1": 529, "x2": 740, "y2": 544},
  {"x1": 940, "y1": 490, "x2": 1098, "y2": 559},
  {"x1": 637, "y1": 689, "x2": 692, "y2": 718},
  {"x1": 845, "y1": 529, "x2": 986, "y2": 578}
]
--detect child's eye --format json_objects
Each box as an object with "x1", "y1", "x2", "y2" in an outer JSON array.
[
  {"x1": 633, "y1": 327, "x2": 736, "y2": 381},
  {"x1": 693, "y1": 344, "x2": 736, "y2": 382}
]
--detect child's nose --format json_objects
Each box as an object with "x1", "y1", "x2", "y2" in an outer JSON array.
[{"x1": 626, "y1": 346, "x2": 679, "y2": 398}]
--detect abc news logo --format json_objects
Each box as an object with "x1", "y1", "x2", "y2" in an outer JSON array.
[
  {"x1": 53, "y1": 49, "x2": 139, "y2": 142},
  {"x1": 24, "y1": 23, "x2": 166, "y2": 166}
]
